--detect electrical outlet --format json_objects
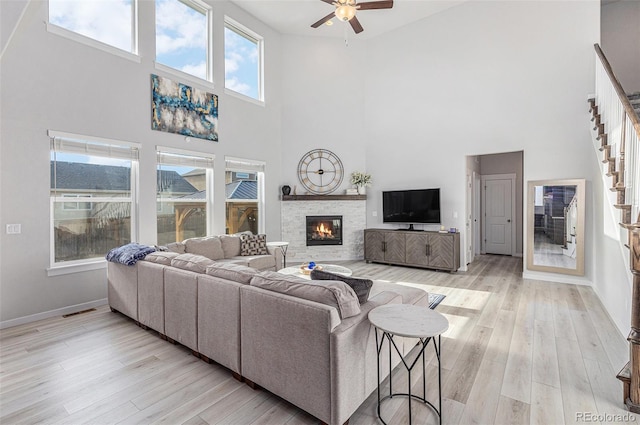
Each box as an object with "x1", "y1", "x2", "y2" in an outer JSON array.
[
  {"x1": 372, "y1": 211, "x2": 377, "y2": 217},
  {"x1": 6, "y1": 224, "x2": 21, "y2": 234}
]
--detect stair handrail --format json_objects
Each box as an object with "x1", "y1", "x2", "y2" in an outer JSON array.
[
  {"x1": 594, "y1": 44, "x2": 640, "y2": 226},
  {"x1": 594, "y1": 44, "x2": 640, "y2": 135}
]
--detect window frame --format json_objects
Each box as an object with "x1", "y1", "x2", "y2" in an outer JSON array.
[
  {"x1": 224, "y1": 16, "x2": 264, "y2": 103},
  {"x1": 48, "y1": 130, "x2": 140, "y2": 275},
  {"x1": 156, "y1": 146, "x2": 215, "y2": 244},
  {"x1": 154, "y1": 0, "x2": 214, "y2": 84},
  {"x1": 225, "y1": 156, "x2": 266, "y2": 234},
  {"x1": 47, "y1": 0, "x2": 140, "y2": 63}
]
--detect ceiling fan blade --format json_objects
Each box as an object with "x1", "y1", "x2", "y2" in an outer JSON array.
[
  {"x1": 358, "y1": 0, "x2": 394, "y2": 10},
  {"x1": 350, "y1": 15, "x2": 364, "y2": 34},
  {"x1": 320, "y1": 0, "x2": 334, "y2": 4},
  {"x1": 311, "y1": 12, "x2": 335, "y2": 28}
]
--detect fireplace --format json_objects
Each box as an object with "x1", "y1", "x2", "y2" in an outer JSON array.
[{"x1": 306, "y1": 215, "x2": 343, "y2": 246}]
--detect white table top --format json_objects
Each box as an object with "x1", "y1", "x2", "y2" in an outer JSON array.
[
  {"x1": 278, "y1": 264, "x2": 352, "y2": 279},
  {"x1": 266, "y1": 241, "x2": 289, "y2": 247},
  {"x1": 368, "y1": 304, "x2": 449, "y2": 338}
]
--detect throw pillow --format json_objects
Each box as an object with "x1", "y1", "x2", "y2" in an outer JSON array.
[
  {"x1": 250, "y1": 271, "x2": 361, "y2": 319},
  {"x1": 240, "y1": 234, "x2": 268, "y2": 256},
  {"x1": 310, "y1": 269, "x2": 373, "y2": 304}
]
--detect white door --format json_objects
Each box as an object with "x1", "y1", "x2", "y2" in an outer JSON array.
[{"x1": 484, "y1": 178, "x2": 512, "y2": 255}]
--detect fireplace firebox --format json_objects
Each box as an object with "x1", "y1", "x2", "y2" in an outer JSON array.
[{"x1": 306, "y1": 215, "x2": 343, "y2": 246}]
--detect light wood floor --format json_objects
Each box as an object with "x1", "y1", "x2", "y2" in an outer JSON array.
[{"x1": 1, "y1": 255, "x2": 636, "y2": 424}]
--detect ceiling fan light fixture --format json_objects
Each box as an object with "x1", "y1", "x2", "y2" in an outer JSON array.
[{"x1": 335, "y1": 4, "x2": 356, "y2": 21}]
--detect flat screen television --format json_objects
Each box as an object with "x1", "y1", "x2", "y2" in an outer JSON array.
[{"x1": 382, "y1": 188, "x2": 441, "y2": 226}]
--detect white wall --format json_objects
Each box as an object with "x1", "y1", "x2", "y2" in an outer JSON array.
[
  {"x1": 0, "y1": 0, "x2": 283, "y2": 325},
  {"x1": 601, "y1": 0, "x2": 640, "y2": 93},
  {"x1": 362, "y1": 1, "x2": 600, "y2": 277},
  {"x1": 280, "y1": 36, "x2": 368, "y2": 197}
]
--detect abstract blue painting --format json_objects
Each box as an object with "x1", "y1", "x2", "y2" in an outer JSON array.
[{"x1": 151, "y1": 74, "x2": 218, "y2": 142}]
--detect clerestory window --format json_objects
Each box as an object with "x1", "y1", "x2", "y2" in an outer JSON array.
[
  {"x1": 48, "y1": 0, "x2": 138, "y2": 57},
  {"x1": 155, "y1": 0, "x2": 213, "y2": 82},
  {"x1": 224, "y1": 17, "x2": 263, "y2": 102}
]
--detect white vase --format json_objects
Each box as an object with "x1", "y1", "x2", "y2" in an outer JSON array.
[{"x1": 357, "y1": 186, "x2": 366, "y2": 195}]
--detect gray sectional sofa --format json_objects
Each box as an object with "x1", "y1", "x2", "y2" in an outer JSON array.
[{"x1": 107, "y1": 234, "x2": 429, "y2": 425}]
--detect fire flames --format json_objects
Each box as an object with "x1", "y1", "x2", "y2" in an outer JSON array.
[{"x1": 314, "y1": 222, "x2": 334, "y2": 239}]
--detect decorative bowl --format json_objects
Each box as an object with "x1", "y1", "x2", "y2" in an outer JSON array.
[{"x1": 300, "y1": 263, "x2": 323, "y2": 275}]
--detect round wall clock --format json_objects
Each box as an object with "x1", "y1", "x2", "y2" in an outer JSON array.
[{"x1": 297, "y1": 149, "x2": 344, "y2": 195}]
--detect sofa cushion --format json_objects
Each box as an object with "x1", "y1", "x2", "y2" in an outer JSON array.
[
  {"x1": 171, "y1": 253, "x2": 216, "y2": 274},
  {"x1": 205, "y1": 263, "x2": 257, "y2": 284},
  {"x1": 165, "y1": 241, "x2": 186, "y2": 254},
  {"x1": 240, "y1": 233, "x2": 268, "y2": 256},
  {"x1": 219, "y1": 235, "x2": 241, "y2": 258},
  {"x1": 184, "y1": 237, "x2": 225, "y2": 260},
  {"x1": 243, "y1": 255, "x2": 276, "y2": 271},
  {"x1": 143, "y1": 251, "x2": 180, "y2": 265},
  {"x1": 310, "y1": 269, "x2": 373, "y2": 305},
  {"x1": 250, "y1": 271, "x2": 361, "y2": 319}
]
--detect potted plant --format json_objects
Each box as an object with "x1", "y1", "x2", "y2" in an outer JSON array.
[{"x1": 351, "y1": 171, "x2": 372, "y2": 195}]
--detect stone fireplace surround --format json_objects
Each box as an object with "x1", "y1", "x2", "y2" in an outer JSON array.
[{"x1": 281, "y1": 197, "x2": 366, "y2": 263}]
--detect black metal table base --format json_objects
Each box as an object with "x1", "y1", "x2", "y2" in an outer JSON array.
[{"x1": 375, "y1": 330, "x2": 442, "y2": 425}]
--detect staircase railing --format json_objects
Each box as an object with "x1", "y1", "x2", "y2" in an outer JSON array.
[
  {"x1": 592, "y1": 44, "x2": 640, "y2": 224},
  {"x1": 590, "y1": 43, "x2": 640, "y2": 414}
]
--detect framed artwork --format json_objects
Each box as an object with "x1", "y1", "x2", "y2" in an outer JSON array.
[{"x1": 151, "y1": 74, "x2": 218, "y2": 142}]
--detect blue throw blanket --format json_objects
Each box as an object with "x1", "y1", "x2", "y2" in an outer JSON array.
[{"x1": 106, "y1": 243, "x2": 156, "y2": 266}]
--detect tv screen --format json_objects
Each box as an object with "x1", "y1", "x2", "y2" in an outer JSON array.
[{"x1": 382, "y1": 188, "x2": 441, "y2": 224}]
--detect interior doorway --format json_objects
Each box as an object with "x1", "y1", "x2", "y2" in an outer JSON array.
[{"x1": 465, "y1": 151, "x2": 523, "y2": 262}]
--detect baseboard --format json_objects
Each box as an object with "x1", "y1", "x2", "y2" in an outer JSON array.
[
  {"x1": 521, "y1": 271, "x2": 592, "y2": 286},
  {"x1": 0, "y1": 298, "x2": 108, "y2": 330}
]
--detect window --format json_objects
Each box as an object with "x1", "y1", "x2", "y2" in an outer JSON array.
[
  {"x1": 50, "y1": 132, "x2": 139, "y2": 268},
  {"x1": 156, "y1": 0, "x2": 212, "y2": 81},
  {"x1": 225, "y1": 157, "x2": 265, "y2": 234},
  {"x1": 224, "y1": 18, "x2": 263, "y2": 101},
  {"x1": 48, "y1": 0, "x2": 137, "y2": 55},
  {"x1": 62, "y1": 194, "x2": 92, "y2": 211},
  {"x1": 157, "y1": 148, "x2": 214, "y2": 245}
]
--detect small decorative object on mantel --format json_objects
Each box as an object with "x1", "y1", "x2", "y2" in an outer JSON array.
[
  {"x1": 345, "y1": 188, "x2": 358, "y2": 195},
  {"x1": 281, "y1": 185, "x2": 291, "y2": 196},
  {"x1": 351, "y1": 171, "x2": 372, "y2": 195}
]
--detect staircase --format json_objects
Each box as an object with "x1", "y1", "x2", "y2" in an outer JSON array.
[{"x1": 588, "y1": 44, "x2": 640, "y2": 413}]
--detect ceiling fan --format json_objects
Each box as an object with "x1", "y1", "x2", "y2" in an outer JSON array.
[{"x1": 311, "y1": 0, "x2": 394, "y2": 34}]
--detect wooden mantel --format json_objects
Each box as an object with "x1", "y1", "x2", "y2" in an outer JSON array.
[{"x1": 281, "y1": 195, "x2": 366, "y2": 201}]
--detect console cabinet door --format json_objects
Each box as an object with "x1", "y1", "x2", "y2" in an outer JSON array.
[
  {"x1": 428, "y1": 233, "x2": 456, "y2": 270},
  {"x1": 384, "y1": 232, "x2": 406, "y2": 263},
  {"x1": 405, "y1": 233, "x2": 430, "y2": 267},
  {"x1": 364, "y1": 230, "x2": 385, "y2": 262}
]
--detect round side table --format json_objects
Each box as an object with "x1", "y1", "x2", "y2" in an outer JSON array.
[
  {"x1": 266, "y1": 241, "x2": 289, "y2": 268},
  {"x1": 368, "y1": 304, "x2": 449, "y2": 425}
]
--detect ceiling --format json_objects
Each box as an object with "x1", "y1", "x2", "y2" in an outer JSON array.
[{"x1": 230, "y1": 0, "x2": 467, "y2": 40}]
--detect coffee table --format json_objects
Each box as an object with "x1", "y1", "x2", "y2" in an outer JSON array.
[
  {"x1": 277, "y1": 264, "x2": 352, "y2": 279},
  {"x1": 369, "y1": 304, "x2": 449, "y2": 425}
]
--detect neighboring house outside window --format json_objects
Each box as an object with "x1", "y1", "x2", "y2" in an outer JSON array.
[
  {"x1": 225, "y1": 157, "x2": 265, "y2": 234},
  {"x1": 224, "y1": 17, "x2": 263, "y2": 101},
  {"x1": 50, "y1": 132, "x2": 139, "y2": 268},
  {"x1": 48, "y1": 0, "x2": 138, "y2": 57},
  {"x1": 157, "y1": 148, "x2": 214, "y2": 245},
  {"x1": 155, "y1": 0, "x2": 212, "y2": 81}
]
